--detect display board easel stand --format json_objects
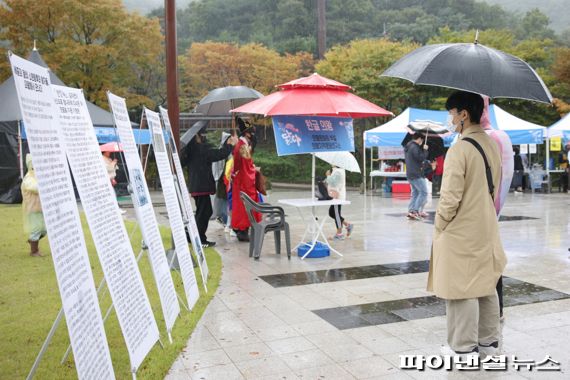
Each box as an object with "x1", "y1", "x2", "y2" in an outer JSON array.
[
  {"x1": 60, "y1": 243, "x2": 168, "y2": 366},
  {"x1": 160, "y1": 112, "x2": 209, "y2": 293}
]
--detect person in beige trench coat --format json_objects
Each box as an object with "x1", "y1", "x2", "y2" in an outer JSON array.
[{"x1": 427, "y1": 91, "x2": 507, "y2": 357}]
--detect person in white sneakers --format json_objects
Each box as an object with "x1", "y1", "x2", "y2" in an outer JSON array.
[
  {"x1": 325, "y1": 166, "x2": 354, "y2": 240},
  {"x1": 427, "y1": 91, "x2": 507, "y2": 359}
]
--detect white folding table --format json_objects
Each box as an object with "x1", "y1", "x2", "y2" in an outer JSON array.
[{"x1": 278, "y1": 198, "x2": 350, "y2": 259}]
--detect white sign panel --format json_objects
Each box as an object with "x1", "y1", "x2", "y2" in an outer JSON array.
[
  {"x1": 108, "y1": 92, "x2": 180, "y2": 334},
  {"x1": 9, "y1": 53, "x2": 115, "y2": 379},
  {"x1": 377, "y1": 146, "x2": 405, "y2": 160},
  {"x1": 529, "y1": 144, "x2": 537, "y2": 154},
  {"x1": 52, "y1": 85, "x2": 159, "y2": 371},
  {"x1": 146, "y1": 108, "x2": 200, "y2": 309},
  {"x1": 159, "y1": 106, "x2": 209, "y2": 286},
  {"x1": 519, "y1": 144, "x2": 528, "y2": 154}
]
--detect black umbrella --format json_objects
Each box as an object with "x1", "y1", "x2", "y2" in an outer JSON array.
[
  {"x1": 402, "y1": 133, "x2": 445, "y2": 161},
  {"x1": 181, "y1": 120, "x2": 208, "y2": 148},
  {"x1": 195, "y1": 86, "x2": 263, "y2": 115},
  {"x1": 382, "y1": 42, "x2": 552, "y2": 104}
]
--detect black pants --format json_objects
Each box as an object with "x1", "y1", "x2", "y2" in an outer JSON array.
[
  {"x1": 432, "y1": 174, "x2": 442, "y2": 194},
  {"x1": 193, "y1": 195, "x2": 212, "y2": 242},
  {"x1": 328, "y1": 205, "x2": 344, "y2": 229}
]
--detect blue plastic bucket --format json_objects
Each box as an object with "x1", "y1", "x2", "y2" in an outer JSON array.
[{"x1": 297, "y1": 241, "x2": 330, "y2": 258}]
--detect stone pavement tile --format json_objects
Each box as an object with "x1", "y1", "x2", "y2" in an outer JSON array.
[
  {"x1": 372, "y1": 336, "x2": 416, "y2": 355},
  {"x1": 253, "y1": 324, "x2": 302, "y2": 342},
  {"x1": 304, "y1": 331, "x2": 375, "y2": 362},
  {"x1": 404, "y1": 370, "x2": 473, "y2": 380},
  {"x1": 185, "y1": 324, "x2": 220, "y2": 353},
  {"x1": 233, "y1": 355, "x2": 292, "y2": 379},
  {"x1": 339, "y1": 355, "x2": 400, "y2": 378},
  {"x1": 361, "y1": 372, "x2": 413, "y2": 380},
  {"x1": 247, "y1": 371, "x2": 300, "y2": 380},
  {"x1": 462, "y1": 371, "x2": 540, "y2": 380},
  {"x1": 223, "y1": 342, "x2": 274, "y2": 363},
  {"x1": 213, "y1": 330, "x2": 262, "y2": 348},
  {"x1": 164, "y1": 369, "x2": 192, "y2": 380},
  {"x1": 169, "y1": 357, "x2": 187, "y2": 373},
  {"x1": 294, "y1": 363, "x2": 355, "y2": 380},
  {"x1": 180, "y1": 348, "x2": 231, "y2": 372},
  {"x1": 290, "y1": 319, "x2": 338, "y2": 336},
  {"x1": 266, "y1": 336, "x2": 316, "y2": 355},
  {"x1": 280, "y1": 348, "x2": 335, "y2": 370},
  {"x1": 190, "y1": 362, "x2": 245, "y2": 380}
]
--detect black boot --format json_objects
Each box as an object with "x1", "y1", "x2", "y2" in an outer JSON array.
[{"x1": 236, "y1": 230, "x2": 250, "y2": 242}]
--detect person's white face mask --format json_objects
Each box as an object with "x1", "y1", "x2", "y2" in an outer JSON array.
[{"x1": 446, "y1": 112, "x2": 460, "y2": 133}]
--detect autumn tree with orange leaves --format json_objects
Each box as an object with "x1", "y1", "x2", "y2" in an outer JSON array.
[
  {"x1": 180, "y1": 42, "x2": 314, "y2": 111},
  {"x1": 0, "y1": 0, "x2": 163, "y2": 109}
]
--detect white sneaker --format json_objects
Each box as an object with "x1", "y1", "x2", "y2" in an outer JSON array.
[
  {"x1": 479, "y1": 342, "x2": 499, "y2": 358},
  {"x1": 229, "y1": 230, "x2": 237, "y2": 237},
  {"x1": 440, "y1": 345, "x2": 479, "y2": 361}
]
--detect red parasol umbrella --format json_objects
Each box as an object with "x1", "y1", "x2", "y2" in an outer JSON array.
[
  {"x1": 231, "y1": 73, "x2": 393, "y2": 200},
  {"x1": 99, "y1": 142, "x2": 123, "y2": 152},
  {"x1": 231, "y1": 73, "x2": 393, "y2": 118}
]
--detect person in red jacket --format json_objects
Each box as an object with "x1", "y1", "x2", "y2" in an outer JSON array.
[
  {"x1": 231, "y1": 117, "x2": 260, "y2": 242},
  {"x1": 432, "y1": 154, "x2": 445, "y2": 195}
]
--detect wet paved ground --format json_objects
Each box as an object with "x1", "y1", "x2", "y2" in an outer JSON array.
[{"x1": 153, "y1": 190, "x2": 570, "y2": 379}]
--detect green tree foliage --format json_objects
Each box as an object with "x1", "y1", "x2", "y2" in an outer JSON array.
[
  {"x1": 516, "y1": 8, "x2": 556, "y2": 41},
  {"x1": 0, "y1": 0, "x2": 164, "y2": 110},
  {"x1": 175, "y1": 0, "x2": 516, "y2": 54}
]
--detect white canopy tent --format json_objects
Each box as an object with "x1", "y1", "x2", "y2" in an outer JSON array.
[{"x1": 362, "y1": 105, "x2": 548, "y2": 193}]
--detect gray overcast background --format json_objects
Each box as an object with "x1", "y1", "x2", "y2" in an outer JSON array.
[{"x1": 123, "y1": 0, "x2": 569, "y2": 33}]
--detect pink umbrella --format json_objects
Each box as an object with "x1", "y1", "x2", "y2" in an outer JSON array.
[{"x1": 99, "y1": 142, "x2": 123, "y2": 152}]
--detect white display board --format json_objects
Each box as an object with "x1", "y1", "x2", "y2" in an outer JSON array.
[
  {"x1": 145, "y1": 108, "x2": 200, "y2": 309},
  {"x1": 9, "y1": 53, "x2": 115, "y2": 379},
  {"x1": 52, "y1": 84, "x2": 159, "y2": 372},
  {"x1": 520, "y1": 144, "x2": 528, "y2": 154},
  {"x1": 108, "y1": 92, "x2": 180, "y2": 334},
  {"x1": 159, "y1": 106, "x2": 209, "y2": 286},
  {"x1": 377, "y1": 146, "x2": 405, "y2": 160}
]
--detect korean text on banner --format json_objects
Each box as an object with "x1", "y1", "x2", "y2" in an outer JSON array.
[
  {"x1": 108, "y1": 92, "x2": 180, "y2": 333},
  {"x1": 9, "y1": 53, "x2": 115, "y2": 380},
  {"x1": 52, "y1": 84, "x2": 159, "y2": 371},
  {"x1": 159, "y1": 106, "x2": 209, "y2": 287},
  {"x1": 146, "y1": 108, "x2": 200, "y2": 309},
  {"x1": 377, "y1": 146, "x2": 405, "y2": 160},
  {"x1": 272, "y1": 115, "x2": 355, "y2": 156}
]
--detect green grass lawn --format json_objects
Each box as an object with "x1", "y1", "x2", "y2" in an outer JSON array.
[{"x1": 0, "y1": 204, "x2": 222, "y2": 379}]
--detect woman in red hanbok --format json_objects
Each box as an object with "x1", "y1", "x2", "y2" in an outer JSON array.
[{"x1": 231, "y1": 117, "x2": 260, "y2": 241}]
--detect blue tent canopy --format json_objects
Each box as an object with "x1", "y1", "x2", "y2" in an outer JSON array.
[
  {"x1": 364, "y1": 108, "x2": 455, "y2": 147},
  {"x1": 365, "y1": 106, "x2": 546, "y2": 148},
  {"x1": 487, "y1": 105, "x2": 545, "y2": 144}
]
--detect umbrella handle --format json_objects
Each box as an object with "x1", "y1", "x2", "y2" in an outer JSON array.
[{"x1": 424, "y1": 130, "x2": 429, "y2": 148}]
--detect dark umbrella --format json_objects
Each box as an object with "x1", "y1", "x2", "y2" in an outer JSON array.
[
  {"x1": 181, "y1": 120, "x2": 209, "y2": 149},
  {"x1": 382, "y1": 42, "x2": 552, "y2": 104},
  {"x1": 402, "y1": 133, "x2": 445, "y2": 161},
  {"x1": 195, "y1": 86, "x2": 263, "y2": 115}
]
